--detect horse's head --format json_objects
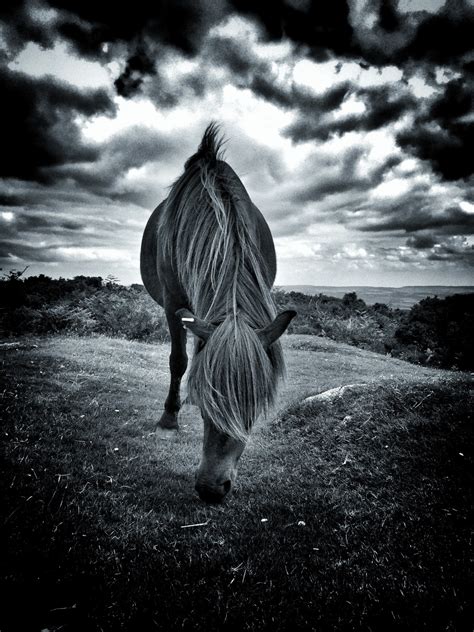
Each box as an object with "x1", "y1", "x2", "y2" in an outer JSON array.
[{"x1": 177, "y1": 308, "x2": 296, "y2": 503}]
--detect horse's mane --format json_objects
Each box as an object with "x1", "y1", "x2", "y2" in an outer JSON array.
[
  {"x1": 158, "y1": 123, "x2": 285, "y2": 441},
  {"x1": 183, "y1": 121, "x2": 224, "y2": 171}
]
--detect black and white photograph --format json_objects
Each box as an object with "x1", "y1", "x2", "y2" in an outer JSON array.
[{"x1": 1, "y1": 1, "x2": 473, "y2": 630}]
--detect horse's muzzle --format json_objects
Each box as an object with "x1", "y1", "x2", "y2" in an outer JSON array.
[{"x1": 195, "y1": 480, "x2": 232, "y2": 503}]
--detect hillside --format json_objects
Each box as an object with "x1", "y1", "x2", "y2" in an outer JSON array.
[
  {"x1": 282, "y1": 285, "x2": 474, "y2": 309},
  {"x1": 2, "y1": 274, "x2": 473, "y2": 371},
  {"x1": 1, "y1": 335, "x2": 472, "y2": 631}
]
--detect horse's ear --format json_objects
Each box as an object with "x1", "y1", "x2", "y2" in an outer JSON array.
[
  {"x1": 175, "y1": 308, "x2": 215, "y2": 342},
  {"x1": 257, "y1": 310, "x2": 297, "y2": 349}
]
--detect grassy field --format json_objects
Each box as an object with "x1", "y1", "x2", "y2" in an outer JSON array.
[{"x1": 1, "y1": 334, "x2": 473, "y2": 631}]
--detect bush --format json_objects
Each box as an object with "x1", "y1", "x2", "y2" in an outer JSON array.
[
  {"x1": 0, "y1": 273, "x2": 169, "y2": 342},
  {"x1": 273, "y1": 289, "x2": 402, "y2": 354},
  {"x1": 83, "y1": 291, "x2": 168, "y2": 341},
  {"x1": 393, "y1": 294, "x2": 474, "y2": 370}
]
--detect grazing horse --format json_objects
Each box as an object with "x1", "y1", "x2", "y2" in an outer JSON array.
[{"x1": 140, "y1": 123, "x2": 296, "y2": 503}]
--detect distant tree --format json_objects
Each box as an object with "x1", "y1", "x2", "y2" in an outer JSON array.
[
  {"x1": 394, "y1": 294, "x2": 474, "y2": 369},
  {"x1": 0, "y1": 267, "x2": 29, "y2": 309},
  {"x1": 342, "y1": 292, "x2": 367, "y2": 312}
]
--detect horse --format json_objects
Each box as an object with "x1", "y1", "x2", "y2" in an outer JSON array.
[{"x1": 140, "y1": 123, "x2": 296, "y2": 503}]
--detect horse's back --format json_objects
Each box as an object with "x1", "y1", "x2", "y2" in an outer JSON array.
[
  {"x1": 140, "y1": 202, "x2": 165, "y2": 306},
  {"x1": 141, "y1": 159, "x2": 277, "y2": 309},
  {"x1": 251, "y1": 202, "x2": 276, "y2": 285}
]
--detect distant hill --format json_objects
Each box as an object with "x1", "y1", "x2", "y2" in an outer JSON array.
[{"x1": 280, "y1": 285, "x2": 474, "y2": 309}]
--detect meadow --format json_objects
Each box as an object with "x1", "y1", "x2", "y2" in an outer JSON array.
[{"x1": 1, "y1": 333, "x2": 472, "y2": 631}]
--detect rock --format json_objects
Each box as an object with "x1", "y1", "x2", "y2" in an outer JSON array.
[{"x1": 304, "y1": 383, "x2": 368, "y2": 404}]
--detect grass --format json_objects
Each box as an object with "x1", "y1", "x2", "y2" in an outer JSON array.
[{"x1": 1, "y1": 334, "x2": 473, "y2": 631}]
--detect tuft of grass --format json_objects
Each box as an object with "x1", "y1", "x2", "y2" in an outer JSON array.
[{"x1": 1, "y1": 335, "x2": 472, "y2": 631}]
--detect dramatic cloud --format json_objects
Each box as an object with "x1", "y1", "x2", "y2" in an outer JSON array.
[
  {"x1": 285, "y1": 144, "x2": 398, "y2": 205},
  {"x1": 406, "y1": 233, "x2": 438, "y2": 249},
  {"x1": 229, "y1": 0, "x2": 356, "y2": 61},
  {"x1": 1, "y1": 0, "x2": 473, "y2": 285},
  {"x1": 360, "y1": 203, "x2": 474, "y2": 233},
  {"x1": 402, "y1": 0, "x2": 474, "y2": 67},
  {"x1": 47, "y1": 126, "x2": 180, "y2": 198},
  {"x1": 285, "y1": 83, "x2": 416, "y2": 142},
  {"x1": 114, "y1": 46, "x2": 157, "y2": 98},
  {"x1": 0, "y1": 64, "x2": 115, "y2": 181},
  {"x1": 1, "y1": 0, "x2": 228, "y2": 59},
  {"x1": 397, "y1": 77, "x2": 474, "y2": 181},
  {"x1": 426, "y1": 235, "x2": 474, "y2": 264},
  {"x1": 0, "y1": 210, "x2": 85, "y2": 239}
]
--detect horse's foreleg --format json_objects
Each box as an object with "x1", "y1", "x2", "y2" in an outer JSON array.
[{"x1": 158, "y1": 307, "x2": 188, "y2": 430}]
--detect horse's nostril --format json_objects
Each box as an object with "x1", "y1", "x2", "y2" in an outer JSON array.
[
  {"x1": 197, "y1": 485, "x2": 224, "y2": 504},
  {"x1": 195, "y1": 480, "x2": 232, "y2": 503}
]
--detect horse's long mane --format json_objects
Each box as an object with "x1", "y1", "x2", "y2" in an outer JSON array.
[{"x1": 158, "y1": 123, "x2": 285, "y2": 441}]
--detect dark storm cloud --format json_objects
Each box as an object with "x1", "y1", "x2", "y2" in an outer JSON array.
[
  {"x1": 45, "y1": 126, "x2": 185, "y2": 204},
  {"x1": 0, "y1": 178, "x2": 117, "y2": 208},
  {"x1": 406, "y1": 234, "x2": 437, "y2": 250},
  {"x1": 403, "y1": 233, "x2": 474, "y2": 266},
  {"x1": 397, "y1": 78, "x2": 474, "y2": 181},
  {"x1": 287, "y1": 79, "x2": 348, "y2": 114},
  {"x1": 351, "y1": 0, "x2": 474, "y2": 68},
  {"x1": 0, "y1": 192, "x2": 24, "y2": 207},
  {"x1": 3, "y1": 0, "x2": 473, "y2": 91},
  {"x1": 422, "y1": 236, "x2": 474, "y2": 264},
  {"x1": 11, "y1": 0, "x2": 227, "y2": 59},
  {"x1": 3, "y1": 0, "x2": 472, "y2": 113},
  {"x1": 0, "y1": 1, "x2": 56, "y2": 57},
  {"x1": 0, "y1": 64, "x2": 116, "y2": 181},
  {"x1": 114, "y1": 46, "x2": 156, "y2": 98},
  {"x1": 402, "y1": 0, "x2": 474, "y2": 67},
  {"x1": 145, "y1": 61, "x2": 209, "y2": 107},
  {"x1": 428, "y1": 249, "x2": 474, "y2": 264},
  {"x1": 397, "y1": 122, "x2": 474, "y2": 181},
  {"x1": 285, "y1": 84, "x2": 416, "y2": 143},
  {"x1": 0, "y1": 239, "x2": 55, "y2": 263},
  {"x1": 228, "y1": 0, "x2": 356, "y2": 61},
  {"x1": 0, "y1": 237, "x2": 88, "y2": 263},
  {"x1": 361, "y1": 203, "x2": 474, "y2": 234},
  {"x1": 146, "y1": 32, "x2": 351, "y2": 114},
  {"x1": 358, "y1": 86, "x2": 416, "y2": 130},
  {"x1": 208, "y1": 36, "x2": 256, "y2": 77},
  {"x1": 228, "y1": 0, "x2": 474, "y2": 70},
  {"x1": 254, "y1": 144, "x2": 403, "y2": 240},
  {"x1": 378, "y1": 0, "x2": 400, "y2": 33},
  {"x1": 1, "y1": 0, "x2": 229, "y2": 99},
  {"x1": 252, "y1": 75, "x2": 350, "y2": 115},
  {"x1": 2, "y1": 0, "x2": 473, "y2": 195},
  {"x1": 0, "y1": 211, "x2": 86, "y2": 240},
  {"x1": 289, "y1": 147, "x2": 399, "y2": 204}
]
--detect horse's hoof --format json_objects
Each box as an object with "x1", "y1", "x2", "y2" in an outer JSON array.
[{"x1": 157, "y1": 411, "x2": 179, "y2": 431}]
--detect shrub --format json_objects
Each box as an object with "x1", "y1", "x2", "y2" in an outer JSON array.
[
  {"x1": 83, "y1": 291, "x2": 168, "y2": 341},
  {"x1": 0, "y1": 273, "x2": 169, "y2": 342},
  {"x1": 273, "y1": 289, "x2": 401, "y2": 354},
  {"x1": 393, "y1": 294, "x2": 474, "y2": 370}
]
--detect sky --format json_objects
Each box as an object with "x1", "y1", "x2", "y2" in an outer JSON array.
[{"x1": 0, "y1": 0, "x2": 473, "y2": 287}]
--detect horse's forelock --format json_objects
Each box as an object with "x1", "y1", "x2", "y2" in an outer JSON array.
[{"x1": 186, "y1": 315, "x2": 284, "y2": 443}]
